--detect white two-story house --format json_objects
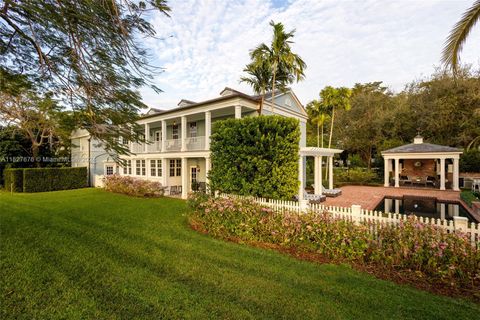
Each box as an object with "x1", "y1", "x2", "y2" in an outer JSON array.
[{"x1": 71, "y1": 87, "x2": 310, "y2": 199}]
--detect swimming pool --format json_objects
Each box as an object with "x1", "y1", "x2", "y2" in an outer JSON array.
[{"x1": 374, "y1": 196, "x2": 477, "y2": 223}]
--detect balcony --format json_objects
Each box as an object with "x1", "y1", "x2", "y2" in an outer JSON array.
[
  {"x1": 186, "y1": 136, "x2": 205, "y2": 151},
  {"x1": 131, "y1": 142, "x2": 145, "y2": 154},
  {"x1": 165, "y1": 139, "x2": 181, "y2": 151},
  {"x1": 147, "y1": 141, "x2": 162, "y2": 153}
]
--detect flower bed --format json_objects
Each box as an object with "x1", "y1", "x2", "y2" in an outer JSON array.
[
  {"x1": 103, "y1": 175, "x2": 165, "y2": 197},
  {"x1": 188, "y1": 193, "x2": 480, "y2": 295}
]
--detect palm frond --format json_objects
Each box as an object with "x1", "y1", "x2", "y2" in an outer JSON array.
[{"x1": 442, "y1": 0, "x2": 480, "y2": 74}]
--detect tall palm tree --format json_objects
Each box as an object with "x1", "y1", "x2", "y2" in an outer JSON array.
[
  {"x1": 240, "y1": 61, "x2": 272, "y2": 115},
  {"x1": 251, "y1": 21, "x2": 306, "y2": 111},
  {"x1": 320, "y1": 86, "x2": 352, "y2": 149},
  {"x1": 442, "y1": 0, "x2": 480, "y2": 73},
  {"x1": 306, "y1": 99, "x2": 330, "y2": 147}
]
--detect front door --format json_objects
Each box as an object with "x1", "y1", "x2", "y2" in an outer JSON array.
[{"x1": 190, "y1": 166, "x2": 198, "y2": 191}]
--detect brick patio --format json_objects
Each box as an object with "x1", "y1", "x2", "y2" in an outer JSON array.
[{"x1": 323, "y1": 185, "x2": 461, "y2": 210}]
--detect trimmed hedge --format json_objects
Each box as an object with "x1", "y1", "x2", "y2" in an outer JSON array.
[
  {"x1": 3, "y1": 169, "x2": 24, "y2": 192},
  {"x1": 3, "y1": 167, "x2": 87, "y2": 192},
  {"x1": 209, "y1": 116, "x2": 300, "y2": 200}
]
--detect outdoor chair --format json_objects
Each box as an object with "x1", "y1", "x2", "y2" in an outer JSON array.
[
  {"x1": 399, "y1": 175, "x2": 411, "y2": 185},
  {"x1": 169, "y1": 186, "x2": 177, "y2": 195},
  {"x1": 426, "y1": 176, "x2": 436, "y2": 187},
  {"x1": 322, "y1": 186, "x2": 342, "y2": 197}
]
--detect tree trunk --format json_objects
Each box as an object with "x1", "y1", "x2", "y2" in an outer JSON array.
[
  {"x1": 328, "y1": 108, "x2": 335, "y2": 149},
  {"x1": 321, "y1": 123, "x2": 324, "y2": 148},
  {"x1": 258, "y1": 89, "x2": 265, "y2": 115},
  {"x1": 32, "y1": 144, "x2": 40, "y2": 168},
  {"x1": 316, "y1": 123, "x2": 320, "y2": 147},
  {"x1": 271, "y1": 70, "x2": 276, "y2": 113}
]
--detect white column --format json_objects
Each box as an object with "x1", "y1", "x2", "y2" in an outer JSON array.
[
  {"x1": 162, "y1": 158, "x2": 168, "y2": 187},
  {"x1": 440, "y1": 158, "x2": 446, "y2": 190},
  {"x1": 181, "y1": 157, "x2": 188, "y2": 199},
  {"x1": 394, "y1": 158, "x2": 400, "y2": 188},
  {"x1": 384, "y1": 157, "x2": 390, "y2": 187},
  {"x1": 161, "y1": 120, "x2": 167, "y2": 152},
  {"x1": 235, "y1": 105, "x2": 242, "y2": 119},
  {"x1": 144, "y1": 123, "x2": 149, "y2": 152},
  {"x1": 328, "y1": 156, "x2": 334, "y2": 190},
  {"x1": 298, "y1": 155, "x2": 304, "y2": 200},
  {"x1": 385, "y1": 198, "x2": 392, "y2": 213},
  {"x1": 205, "y1": 111, "x2": 211, "y2": 150},
  {"x1": 453, "y1": 157, "x2": 459, "y2": 191},
  {"x1": 313, "y1": 157, "x2": 319, "y2": 194},
  {"x1": 440, "y1": 203, "x2": 446, "y2": 220},
  {"x1": 205, "y1": 156, "x2": 211, "y2": 187},
  {"x1": 395, "y1": 199, "x2": 400, "y2": 214},
  {"x1": 181, "y1": 116, "x2": 187, "y2": 152}
]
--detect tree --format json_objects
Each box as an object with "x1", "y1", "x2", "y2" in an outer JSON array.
[
  {"x1": 306, "y1": 99, "x2": 330, "y2": 147},
  {"x1": 319, "y1": 86, "x2": 352, "y2": 149},
  {"x1": 0, "y1": 0, "x2": 171, "y2": 155},
  {"x1": 240, "y1": 61, "x2": 272, "y2": 115},
  {"x1": 250, "y1": 21, "x2": 306, "y2": 111},
  {"x1": 442, "y1": 0, "x2": 480, "y2": 73}
]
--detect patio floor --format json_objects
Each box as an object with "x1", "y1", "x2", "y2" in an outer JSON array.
[{"x1": 323, "y1": 185, "x2": 461, "y2": 210}]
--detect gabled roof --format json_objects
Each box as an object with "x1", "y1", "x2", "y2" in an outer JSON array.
[
  {"x1": 177, "y1": 99, "x2": 196, "y2": 107},
  {"x1": 382, "y1": 143, "x2": 462, "y2": 154}
]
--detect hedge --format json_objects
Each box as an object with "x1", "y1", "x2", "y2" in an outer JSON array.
[
  {"x1": 3, "y1": 167, "x2": 87, "y2": 192},
  {"x1": 209, "y1": 116, "x2": 300, "y2": 200},
  {"x1": 3, "y1": 169, "x2": 24, "y2": 192}
]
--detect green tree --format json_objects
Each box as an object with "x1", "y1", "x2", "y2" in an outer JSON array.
[
  {"x1": 442, "y1": 0, "x2": 480, "y2": 73},
  {"x1": 319, "y1": 86, "x2": 352, "y2": 149},
  {"x1": 306, "y1": 99, "x2": 330, "y2": 147},
  {"x1": 0, "y1": 0, "x2": 171, "y2": 155},
  {"x1": 250, "y1": 21, "x2": 306, "y2": 111},
  {"x1": 240, "y1": 61, "x2": 272, "y2": 115}
]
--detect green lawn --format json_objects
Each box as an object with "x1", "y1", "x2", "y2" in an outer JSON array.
[{"x1": 1, "y1": 189, "x2": 478, "y2": 319}]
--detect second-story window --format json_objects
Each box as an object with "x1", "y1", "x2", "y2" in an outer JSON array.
[
  {"x1": 172, "y1": 124, "x2": 179, "y2": 140},
  {"x1": 189, "y1": 122, "x2": 197, "y2": 138}
]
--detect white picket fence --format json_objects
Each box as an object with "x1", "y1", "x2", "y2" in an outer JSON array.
[{"x1": 219, "y1": 193, "x2": 480, "y2": 246}]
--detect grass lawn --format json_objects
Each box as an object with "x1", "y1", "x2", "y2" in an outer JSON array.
[{"x1": 1, "y1": 189, "x2": 479, "y2": 319}]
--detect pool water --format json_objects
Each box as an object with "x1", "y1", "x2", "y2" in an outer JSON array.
[{"x1": 374, "y1": 196, "x2": 477, "y2": 223}]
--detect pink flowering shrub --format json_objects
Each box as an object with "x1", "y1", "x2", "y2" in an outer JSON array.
[
  {"x1": 103, "y1": 175, "x2": 165, "y2": 197},
  {"x1": 188, "y1": 193, "x2": 480, "y2": 289}
]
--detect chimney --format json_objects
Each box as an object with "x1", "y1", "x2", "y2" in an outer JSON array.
[{"x1": 413, "y1": 135, "x2": 423, "y2": 144}]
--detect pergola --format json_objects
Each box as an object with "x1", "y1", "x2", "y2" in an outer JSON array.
[
  {"x1": 298, "y1": 147, "x2": 343, "y2": 200},
  {"x1": 381, "y1": 136, "x2": 462, "y2": 191}
]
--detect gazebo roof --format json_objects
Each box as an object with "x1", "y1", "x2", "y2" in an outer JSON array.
[
  {"x1": 382, "y1": 136, "x2": 462, "y2": 155},
  {"x1": 300, "y1": 147, "x2": 343, "y2": 157}
]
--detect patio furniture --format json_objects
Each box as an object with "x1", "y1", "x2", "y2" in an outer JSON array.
[
  {"x1": 472, "y1": 179, "x2": 480, "y2": 192},
  {"x1": 399, "y1": 175, "x2": 411, "y2": 185},
  {"x1": 304, "y1": 192, "x2": 326, "y2": 203},
  {"x1": 322, "y1": 186, "x2": 342, "y2": 197},
  {"x1": 412, "y1": 176, "x2": 426, "y2": 187},
  {"x1": 426, "y1": 176, "x2": 436, "y2": 187}
]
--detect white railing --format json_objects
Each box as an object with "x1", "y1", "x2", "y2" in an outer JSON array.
[
  {"x1": 165, "y1": 139, "x2": 181, "y2": 151},
  {"x1": 147, "y1": 141, "x2": 162, "y2": 153},
  {"x1": 131, "y1": 142, "x2": 144, "y2": 154},
  {"x1": 219, "y1": 193, "x2": 480, "y2": 246},
  {"x1": 185, "y1": 136, "x2": 205, "y2": 151}
]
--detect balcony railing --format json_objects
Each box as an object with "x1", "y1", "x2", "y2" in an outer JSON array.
[
  {"x1": 165, "y1": 139, "x2": 181, "y2": 151},
  {"x1": 131, "y1": 142, "x2": 145, "y2": 154},
  {"x1": 185, "y1": 136, "x2": 205, "y2": 151},
  {"x1": 147, "y1": 141, "x2": 162, "y2": 153}
]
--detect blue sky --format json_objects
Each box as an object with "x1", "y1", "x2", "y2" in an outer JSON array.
[{"x1": 140, "y1": 0, "x2": 480, "y2": 110}]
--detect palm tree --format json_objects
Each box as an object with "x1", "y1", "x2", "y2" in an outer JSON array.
[
  {"x1": 250, "y1": 21, "x2": 306, "y2": 111},
  {"x1": 306, "y1": 99, "x2": 330, "y2": 147},
  {"x1": 240, "y1": 61, "x2": 272, "y2": 115},
  {"x1": 442, "y1": 0, "x2": 480, "y2": 73},
  {"x1": 320, "y1": 86, "x2": 352, "y2": 149}
]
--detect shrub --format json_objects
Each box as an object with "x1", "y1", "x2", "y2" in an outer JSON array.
[
  {"x1": 335, "y1": 167, "x2": 377, "y2": 184},
  {"x1": 3, "y1": 168, "x2": 24, "y2": 192},
  {"x1": 460, "y1": 149, "x2": 480, "y2": 172},
  {"x1": 103, "y1": 175, "x2": 165, "y2": 197},
  {"x1": 188, "y1": 194, "x2": 480, "y2": 290},
  {"x1": 22, "y1": 167, "x2": 87, "y2": 192},
  {"x1": 461, "y1": 190, "x2": 480, "y2": 207},
  {"x1": 209, "y1": 116, "x2": 300, "y2": 200}
]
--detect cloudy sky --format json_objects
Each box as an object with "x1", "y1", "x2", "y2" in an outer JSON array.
[{"x1": 140, "y1": 0, "x2": 480, "y2": 110}]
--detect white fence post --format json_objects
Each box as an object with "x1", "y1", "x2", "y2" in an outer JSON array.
[
  {"x1": 299, "y1": 199, "x2": 309, "y2": 213},
  {"x1": 453, "y1": 216, "x2": 468, "y2": 232}
]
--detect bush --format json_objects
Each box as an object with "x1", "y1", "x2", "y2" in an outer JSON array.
[
  {"x1": 209, "y1": 116, "x2": 300, "y2": 200},
  {"x1": 188, "y1": 194, "x2": 480, "y2": 290},
  {"x1": 461, "y1": 190, "x2": 480, "y2": 207},
  {"x1": 460, "y1": 149, "x2": 480, "y2": 172},
  {"x1": 335, "y1": 167, "x2": 377, "y2": 184},
  {"x1": 3, "y1": 168, "x2": 24, "y2": 192},
  {"x1": 22, "y1": 167, "x2": 87, "y2": 192},
  {"x1": 103, "y1": 175, "x2": 165, "y2": 197},
  {"x1": 4, "y1": 167, "x2": 87, "y2": 192}
]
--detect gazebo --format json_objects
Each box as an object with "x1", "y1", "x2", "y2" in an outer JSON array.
[
  {"x1": 381, "y1": 136, "x2": 462, "y2": 191},
  {"x1": 298, "y1": 147, "x2": 343, "y2": 200}
]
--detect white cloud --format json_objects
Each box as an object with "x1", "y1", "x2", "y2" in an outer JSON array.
[{"x1": 140, "y1": 0, "x2": 480, "y2": 110}]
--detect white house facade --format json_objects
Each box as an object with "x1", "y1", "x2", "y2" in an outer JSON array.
[{"x1": 71, "y1": 87, "x2": 310, "y2": 199}]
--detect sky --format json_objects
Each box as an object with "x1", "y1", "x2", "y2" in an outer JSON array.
[{"x1": 140, "y1": 0, "x2": 480, "y2": 110}]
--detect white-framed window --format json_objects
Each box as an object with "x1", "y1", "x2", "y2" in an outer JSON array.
[
  {"x1": 120, "y1": 136, "x2": 129, "y2": 145},
  {"x1": 106, "y1": 166, "x2": 114, "y2": 176},
  {"x1": 150, "y1": 159, "x2": 162, "y2": 177},
  {"x1": 191, "y1": 166, "x2": 198, "y2": 183},
  {"x1": 172, "y1": 124, "x2": 179, "y2": 140},
  {"x1": 169, "y1": 159, "x2": 181, "y2": 177},
  {"x1": 189, "y1": 122, "x2": 197, "y2": 138},
  {"x1": 136, "y1": 159, "x2": 146, "y2": 176},
  {"x1": 123, "y1": 160, "x2": 132, "y2": 175}
]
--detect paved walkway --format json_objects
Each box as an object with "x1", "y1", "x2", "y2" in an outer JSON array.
[{"x1": 323, "y1": 186, "x2": 461, "y2": 210}]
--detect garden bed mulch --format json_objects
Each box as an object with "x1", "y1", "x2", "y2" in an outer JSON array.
[{"x1": 189, "y1": 219, "x2": 480, "y2": 304}]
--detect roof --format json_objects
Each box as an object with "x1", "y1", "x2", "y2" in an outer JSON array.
[
  {"x1": 382, "y1": 142, "x2": 462, "y2": 154},
  {"x1": 300, "y1": 147, "x2": 343, "y2": 157},
  {"x1": 177, "y1": 99, "x2": 196, "y2": 107}
]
